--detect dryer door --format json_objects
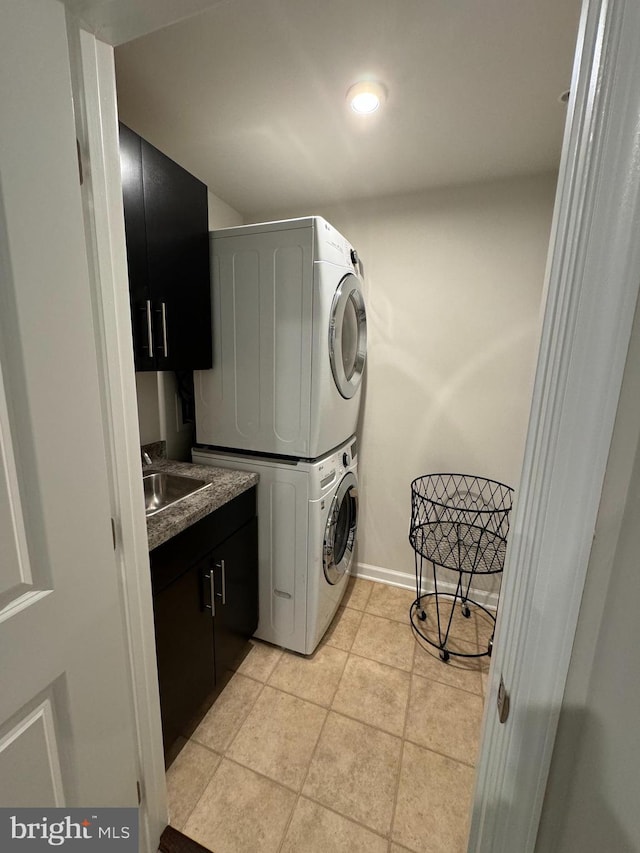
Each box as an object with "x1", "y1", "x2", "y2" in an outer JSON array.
[
  {"x1": 329, "y1": 274, "x2": 367, "y2": 399},
  {"x1": 323, "y1": 471, "x2": 358, "y2": 584}
]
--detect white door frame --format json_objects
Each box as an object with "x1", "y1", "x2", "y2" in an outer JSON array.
[
  {"x1": 65, "y1": 14, "x2": 168, "y2": 851},
  {"x1": 69, "y1": 0, "x2": 640, "y2": 849},
  {"x1": 470, "y1": 0, "x2": 640, "y2": 849}
]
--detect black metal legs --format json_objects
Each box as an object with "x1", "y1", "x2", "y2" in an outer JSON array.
[{"x1": 410, "y1": 555, "x2": 496, "y2": 661}]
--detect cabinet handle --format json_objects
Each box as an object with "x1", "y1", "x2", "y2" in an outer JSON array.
[
  {"x1": 145, "y1": 300, "x2": 154, "y2": 354},
  {"x1": 160, "y1": 301, "x2": 168, "y2": 358},
  {"x1": 204, "y1": 570, "x2": 215, "y2": 617},
  {"x1": 214, "y1": 560, "x2": 226, "y2": 605}
]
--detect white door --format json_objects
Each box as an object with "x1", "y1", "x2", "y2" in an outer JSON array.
[
  {"x1": 329, "y1": 274, "x2": 367, "y2": 399},
  {"x1": 323, "y1": 472, "x2": 358, "y2": 584},
  {"x1": 0, "y1": 0, "x2": 137, "y2": 807}
]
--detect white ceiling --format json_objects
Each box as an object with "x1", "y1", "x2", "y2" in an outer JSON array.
[
  {"x1": 65, "y1": 0, "x2": 232, "y2": 46},
  {"x1": 114, "y1": 0, "x2": 582, "y2": 219}
]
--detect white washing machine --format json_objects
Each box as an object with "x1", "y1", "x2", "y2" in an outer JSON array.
[
  {"x1": 192, "y1": 436, "x2": 359, "y2": 655},
  {"x1": 194, "y1": 217, "x2": 367, "y2": 459}
]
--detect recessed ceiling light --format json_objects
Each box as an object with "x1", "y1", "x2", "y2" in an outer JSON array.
[{"x1": 347, "y1": 81, "x2": 386, "y2": 114}]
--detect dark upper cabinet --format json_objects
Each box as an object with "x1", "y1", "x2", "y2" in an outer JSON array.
[{"x1": 119, "y1": 123, "x2": 212, "y2": 372}]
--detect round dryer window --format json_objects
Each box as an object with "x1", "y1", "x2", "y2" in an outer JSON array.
[
  {"x1": 323, "y1": 471, "x2": 358, "y2": 584},
  {"x1": 329, "y1": 274, "x2": 367, "y2": 399}
]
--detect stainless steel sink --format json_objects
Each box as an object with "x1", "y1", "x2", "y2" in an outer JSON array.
[{"x1": 143, "y1": 471, "x2": 210, "y2": 517}]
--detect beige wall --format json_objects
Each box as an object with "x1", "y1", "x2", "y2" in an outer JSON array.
[
  {"x1": 253, "y1": 172, "x2": 557, "y2": 588},
  {"x1": 207, "y1": 191, "x2": 243, "y2": 231},
  {"x1": 135, "y1": 190, "x2": 243, "y2": 454},
  {"x1": 135, "y1": 372, "x2": 161, "y2": 444}
]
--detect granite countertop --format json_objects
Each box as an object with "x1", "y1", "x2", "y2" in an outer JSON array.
[{"x1": 145, "y1": 458, "x2": 259, "y2": 551}]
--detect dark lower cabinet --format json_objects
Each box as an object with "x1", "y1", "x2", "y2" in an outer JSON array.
[
  {"x1": 210, "y1": 517, "x2": 259, "y2": 687},
  {"x1": 153, "y1": 555, "x2": 216, "y2": 755},
  {"x1": 149, "y1": 489, "x2": 258, "y2": 761}
]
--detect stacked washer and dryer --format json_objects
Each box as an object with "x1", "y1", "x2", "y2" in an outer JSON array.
[{"x1": 192, "y1": 217, "x2": 367, "y2": 654}]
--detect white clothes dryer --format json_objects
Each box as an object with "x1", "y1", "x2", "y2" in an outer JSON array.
[
  {"x1": 192, "y1": 436, "x2": 359, "y2": 655},
  {"x1": 194, "y1": 217, "x2": 367, "y2": 459}
]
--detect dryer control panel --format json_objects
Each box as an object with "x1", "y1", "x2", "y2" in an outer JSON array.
[{"x1": 315, "y1": 218, "x2": 362, "y2": 273}]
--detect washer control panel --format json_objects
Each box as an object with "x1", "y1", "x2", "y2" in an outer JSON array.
[{"x1": 314, "y1": 438, "x2": 357, "y2": 494}]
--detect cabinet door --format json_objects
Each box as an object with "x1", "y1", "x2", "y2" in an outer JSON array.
[
  {"x1": 211, "y1": 517, "x2": 259, "y2": 685},
  {"x1": 118, "y1": 123, "x2": 155, "y2": 370},
  {"x1": 152, "y1": 557, "x2": 216, "y2": 757},
  {"x1": 142, "y1": 140, "x2": 212, "y2": 371}
]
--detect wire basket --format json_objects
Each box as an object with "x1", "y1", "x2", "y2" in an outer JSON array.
[
  {"x1": 409, "y1": 473, "x2": 513, "y2": 661},
  {"x1": 410, "y1": 473, "x2": 513, "y2": 575}
]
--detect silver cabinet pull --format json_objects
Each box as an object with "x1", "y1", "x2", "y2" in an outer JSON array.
[
  {"x1": 145, "y1": 299, "x2": 154, "y2": 354},
  {"x1": 216, "y1": 560, "x2": 227, "y2": 604},
  {"x1": 220, "y1": 559, "x2": 226, "y2": 605},
  {"x1": 215, "y1": 560, "x2": 226, "y2": 605},
  {"x1": 160, "y1": 301, "x2": 168, "y2": 358},
  {"x1": 204, "y1": 569, "x2": 215, "y2": 617}
]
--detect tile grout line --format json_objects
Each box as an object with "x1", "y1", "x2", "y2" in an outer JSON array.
[
  {"x1": 177, "y1": 645, "x2": 314, "y2": 844},
  {"x1": 294, "y1": 790, "x2": 391, "y2": 847},
  {"x1": 328, "y1": 601, "x2": 365, "y2": 652},
  {"x1": 260, "y1": 676, "x2": 342, "y2": 712},
  {"x1": 178, "y1": 672, "x2": 270, "y2": 836},
  {"x1": 188, "y1": 671, "x2": 267, "y2": 754},
  {"x1": 326, "y1": 699, "x2": 407, "y2": 740},
  {"x1": 401, "y1": 736, "x2": 478, "y2": 771},
  {"x1": 350, "y1": 606, "x2": 417, "y2": 674},
  {"x1": 386, "y1": 626, "x2": 418, "y2": 851},
  {"x1": 223, "y1": 676, "x2": 267, "y2": 754},
  {"x1": 236, "y1": 645, "x2": 284, "y2": 683},
  {"x1": 344, "y1": 575, "x2": 374, "y2": 612},
  {"x1": 407, "y1": 648, "x2": 485, "y2": 770},
  {"x1": 405, "y1": 628, "x2": 481, "y2": 850},
  {"x1": 222, "y1": 752, "x2": 305, "y2": 796},
  {"x1": 347, "y1": 646, "x2": 413, "y2": 674},
  {"x1": 271, "y1": 582, "x2": 373, "y2": 852},
  {"x1": 275, "y1": 632, "x2": 354, "y2": 853},
  {"x1": 410, "y1": 664, "x2": 485, "y2": 699},
  {"x1": 281, "y1": 633, "x2": 403, "y2": 844},
  {"x1": 216, "y1": 751, "x2": 390, "y2": 845}
]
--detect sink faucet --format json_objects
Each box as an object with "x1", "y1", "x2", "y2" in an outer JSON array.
[{"x1": 142, "y1": 451, "x2": 153, "y2": 467}]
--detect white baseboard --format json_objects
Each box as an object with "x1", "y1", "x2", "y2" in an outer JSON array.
[{"x1": 354, "y1": 561, "x2": 500, "y2": 611}]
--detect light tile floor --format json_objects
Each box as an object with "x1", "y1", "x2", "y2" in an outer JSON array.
[{"x1": 166, "y1": 578, "x2": 492, "y2": 853}]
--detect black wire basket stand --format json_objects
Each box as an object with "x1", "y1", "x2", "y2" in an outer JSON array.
[{"x1": 409, "y1": 473, "x2": 513, "y2": 661}]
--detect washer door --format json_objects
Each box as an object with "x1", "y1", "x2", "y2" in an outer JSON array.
[
  {"x1": 329, "y1": 274, "x2": 367, "y2": 399},
  {"x1": 323, "y1": 471, "x2": 358, "y2": 584}
]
